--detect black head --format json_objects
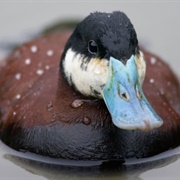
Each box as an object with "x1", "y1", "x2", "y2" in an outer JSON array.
[
  {"x1": 60, "y1": 11, "x2": 143, "y2": 99},
  {"x1": 61, "y1": 11, "x2": 139, "y2": 63}
]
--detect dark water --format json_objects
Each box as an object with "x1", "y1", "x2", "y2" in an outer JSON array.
[{"x1": 0, "y1": 1, "x2": 180, "y2": 179}]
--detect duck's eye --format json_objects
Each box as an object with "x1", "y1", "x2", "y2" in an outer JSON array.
[{"x1": 88, "y1": 40, "x2": 98, "y2": 54}]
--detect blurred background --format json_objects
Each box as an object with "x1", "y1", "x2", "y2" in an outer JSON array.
[
  {"x1": 0, "y1": 1, "x2": 180, "y2": 179},
  {"x1": 0, "y1": 1, "x2": 180, "y2": 76}
]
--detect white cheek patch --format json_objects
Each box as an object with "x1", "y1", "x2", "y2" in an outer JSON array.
[
  {"x1": 135, "y1": 51, "x2": 146, "y2": 86},
  {"x1": 62, "y1": 48, "x2": 109, "y2": 98}
]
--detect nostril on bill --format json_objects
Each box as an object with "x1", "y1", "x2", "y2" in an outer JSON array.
[
  {"x1": 117, "y1": 84, "x2": 130, "y2": 101},
  {"x1": 121, "y1": 93, "x2": 129, "y2": 101}
]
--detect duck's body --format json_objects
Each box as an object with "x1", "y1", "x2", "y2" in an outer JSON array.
[{"x1": 0, "y1": 12, "x2": 180, "y2": 161}]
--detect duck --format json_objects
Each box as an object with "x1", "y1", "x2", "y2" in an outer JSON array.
[{"x1": 0, "y1": 11, "x2": 180, "y2": 163}]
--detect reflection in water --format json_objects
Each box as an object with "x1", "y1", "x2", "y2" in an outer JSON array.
[{"x1": 3, "y1": 147, "x2": 180, "y2": 180}]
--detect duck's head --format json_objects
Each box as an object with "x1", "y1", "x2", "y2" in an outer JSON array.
[{"x1": 60, "y1": 11, "x2": 163, "y2": 131}]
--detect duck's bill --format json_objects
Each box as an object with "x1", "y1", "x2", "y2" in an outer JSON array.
[{"x1": 102, "y1": 56, "x2": 163, "y2": 131}]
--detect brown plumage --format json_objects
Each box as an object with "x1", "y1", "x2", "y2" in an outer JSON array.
[{"x1": 0, "y1": 29, "x2": 180, "y2": 161}]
